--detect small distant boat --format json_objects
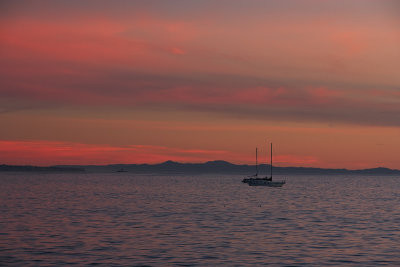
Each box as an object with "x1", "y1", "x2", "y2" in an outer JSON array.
[
  {"x1": 116, "y1": 168, "x2": 128, "y2": 172},
  {"x1": 243, "y1": 143, "x2": 285, "y2": 187}
]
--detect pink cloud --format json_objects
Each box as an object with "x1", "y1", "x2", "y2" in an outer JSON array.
[
  {"x1": 1, "y1": 7, "x2": 399, "y2": 128},
  {"x1": 0, "y1": 15, "x2": 196, "y2": 70},
  {"x1": 0, "y1": 140, "x2": 322, "y2": 167},
  {"x1": 0, "y1": 140, "x2": 236, "y2": 166},
  {"x1": 170, "y1": 47, "x2": 186, "y2": 55},
  {"x1": 135, "y1": 85, "x2": 347, "y2": 108}
]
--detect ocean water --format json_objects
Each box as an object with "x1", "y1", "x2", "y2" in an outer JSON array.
[{"x1": 1, "y1": 173, "x2": 400, "y2": 266}]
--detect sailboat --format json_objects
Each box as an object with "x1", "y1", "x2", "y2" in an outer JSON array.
[
  {"x1": 242, "y1": 148, "x2": 259, "y2": 183},
  {"x1": 246, "y1": 143, "x2": 286, "y2": 187}
]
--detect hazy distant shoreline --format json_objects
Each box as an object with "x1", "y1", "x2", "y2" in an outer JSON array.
[
  {"x1": 2, "y1": 161, "x2": 400, "y2": 175},
  {"x1": 0, "y1": 164, "x2": 85, "y2": 173}
]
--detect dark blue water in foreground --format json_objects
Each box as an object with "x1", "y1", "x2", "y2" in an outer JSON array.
[{"x1": 1, "y1": 173, "x2": 400, "y2": 266}]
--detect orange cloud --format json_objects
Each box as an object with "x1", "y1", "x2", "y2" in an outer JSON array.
[
  {"x1": 328, "y1": 29, "x2": 368, "y2": 56},
  {"x1": 274, "y1": 154, "x2": 318, "y2": 166},
  {"x1": 170, "y1": 47, "x2": 186, "y2": 55},
  {"x1": 0, "y1": 140, "x2": 237, "y2": 166},
  {"x1": 1, "y1": 1, "x2": 400, "y2": 171},
  {"x1": 0, "y1": 140, "x2": 322, "y2": 167}
]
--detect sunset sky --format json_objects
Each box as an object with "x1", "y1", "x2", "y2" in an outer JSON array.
[{"x1": 1, "y1": 0, "x2": 399, "y2": 169}]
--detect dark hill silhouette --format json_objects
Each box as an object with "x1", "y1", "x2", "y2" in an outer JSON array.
[
  {"x1": 2, "y1": 161, "x2": 399, "y2": 175},
  {"x1": 52, "y1": 160, "x2": 400, "y2": 175}
]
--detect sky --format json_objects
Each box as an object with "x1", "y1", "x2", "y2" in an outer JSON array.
[{"x1": 1, "y1": 0, "x2": 400, "y2": 169}]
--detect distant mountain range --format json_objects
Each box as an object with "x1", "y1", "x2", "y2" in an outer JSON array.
[
  {"x1": 2, "y1": 161, "x2": 400, "y2": 175},
  {"x1": 57, "y1": 160, "x2": 400, "y2": 175}
]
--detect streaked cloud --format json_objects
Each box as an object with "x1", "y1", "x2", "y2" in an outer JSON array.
[
  {"x1": 0, "y1": 140, "x2": 246, "y2": 166},
  {"x1": 1, "y1": 0, "x2": 399, "y2": 168},
  {"x1": 0, "y1": 140, "x2": 322, "y2": 167}
]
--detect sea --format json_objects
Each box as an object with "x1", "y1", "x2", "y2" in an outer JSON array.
[{"x1": 1, "y1": 173, "x2": 400, "y2": 266}]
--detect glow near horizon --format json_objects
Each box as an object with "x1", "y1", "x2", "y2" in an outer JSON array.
[{"x1": 1, "y1": 0, "x2": 400, "y2": 169}]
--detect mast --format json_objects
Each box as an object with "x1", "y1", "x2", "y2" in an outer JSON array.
[
  {"x1": 256, "y1": 147, "x2": 258, "y2": 176},
  {"x1": 270, "y1": 143, "x2": 272, "y2": 179}
]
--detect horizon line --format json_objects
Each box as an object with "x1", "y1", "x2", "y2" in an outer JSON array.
[{"x1": 2, "y1": 160, "x2": 398, "y2": 172}]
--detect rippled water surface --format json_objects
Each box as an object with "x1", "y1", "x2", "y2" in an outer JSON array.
[{"x1": 1, "y1": 173, "x2": 400, "y2": 266}]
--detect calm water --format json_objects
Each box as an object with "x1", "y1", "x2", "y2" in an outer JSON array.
[{"x1": 1, "y1": 173, "x2": 400, "y2": 266}]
